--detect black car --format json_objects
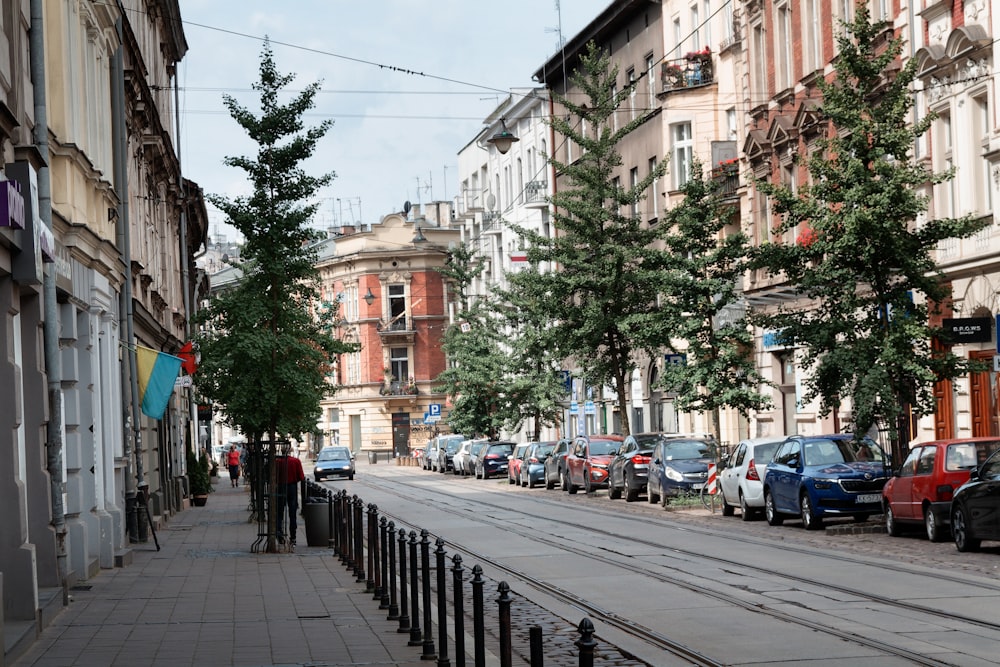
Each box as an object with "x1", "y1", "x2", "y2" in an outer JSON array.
[
  {"x1": 544, "y1": 438, "x2": 573, "y2": 490},
  {"x1": 952, "y1": 448, "x2": 1000, "y2": 552},
  {"x1": 608, "y1": 433, "x2": 659, "y2": 502},
  {"x1": 474, "y1": 441, "x2": 515, "y2": 480}
]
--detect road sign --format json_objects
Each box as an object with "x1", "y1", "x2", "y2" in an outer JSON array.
[
  {"x1": 423, "y1": 413, "x2": 441, "y2": 424},
  {"x1": 584, "y1": 400, "x2": 595, "y2": 415},
  {"x1": 664, "y1": 353, "x2": 687, "y2": 366},
  {"x1": 429, "y1": 403, "x2": 442, "y2": 416},
  {"x1": 570, "y1": 400, "x2": 579, "y2": 415}
]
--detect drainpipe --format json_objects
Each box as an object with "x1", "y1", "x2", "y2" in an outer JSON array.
[
  {"x1": 174, "y1": 75, "x2": 198, "y2": 497},
  {"x1": 111, "y1": 14, "x2": 143, "y2": 541},
  {"x1": 29, "y1": 0, "x2": 67, "y2": 604}
]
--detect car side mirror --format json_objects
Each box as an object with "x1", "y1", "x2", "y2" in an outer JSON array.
[
  {"x1": 788, "y1": 455, "x2": 800, "y2": 468},
  {"x1": 969, "y1": 468, "x2": 980, "y2": 482},
  {"x1": 653, "y1": 458, "x2": 661, "y2": 465}
]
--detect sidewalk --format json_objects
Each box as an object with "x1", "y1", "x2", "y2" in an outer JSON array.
[{"x1": 13, "y1": 475, "x2": 437, "y2": 667}]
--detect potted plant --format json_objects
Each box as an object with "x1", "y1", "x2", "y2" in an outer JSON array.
[{"x1": 187, "y1": 449, "x2": 213, "y2": 506}]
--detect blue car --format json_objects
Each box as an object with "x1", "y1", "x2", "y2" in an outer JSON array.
[
  {"x1": 647, "y1": 435, "x2": 717, "y2": 506},
  {"x1": 763, "y1": 434, "x2": 890, "y2": 530}
]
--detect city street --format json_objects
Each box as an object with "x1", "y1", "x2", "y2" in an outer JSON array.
[{"x1": 328, "y1": 459, "x2": 1000, "y2": 667}]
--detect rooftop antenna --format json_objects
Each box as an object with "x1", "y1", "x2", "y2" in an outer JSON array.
[{"x1": 544, "y1": 1, "x2": 567, "y2": 88}]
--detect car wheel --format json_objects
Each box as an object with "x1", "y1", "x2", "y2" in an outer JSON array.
[
  {"x1": 527, "y1": 474, "x2": 535, "y2": 489},
  {"x1": 348, "y1": 473, "x2": 354, "y2": 481},
  {"x1": 584, "y1": 473, "x2": 594, "y2": 494},
  {"x1": 608, "y1": 482, "x2": 621, "y2": 500},
  {"x1": 545, "y1": 474, "x2": 555, "y2": 490},
  {"x1": 924, "y1": 508, "x2": 943, "y2": 542},
  {"x1": 952, "y1": 505, "x2": 980, "y2": 552},
  {"x1": 660, "y1": 491, "x2": 670, "y2": 508},
  {"x1": 625, "y1": 485, "x2": 639, "y2": 502},
  {"x1": 739, "y1": 492, "x2": 754, "y2": 522},
  {"x1": 566, "y1": 473, "x2": 578, "y2": 495},
  {"x1": 560, "y1": 471, "x2": 569, "y2": 492},
  {"x1": 885, "y1": 504, "x2": 902, "y2": 537},
  {"x1": 800, "y1": 493, "x2": 823, "y2": 530},
  {"x1": 765, "y1": 491, "x2": 784, "y2": 526},
  {"x1": 648, "y1": 482, "x2": 660, "y2": 505},
  {"x1": 722, "y1": 493, "x2": 735, "y2": 517}
]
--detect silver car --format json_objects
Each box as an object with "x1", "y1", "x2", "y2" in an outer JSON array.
[{"x1": 718, "y1": 436, "x2": 785, "y2": 520}]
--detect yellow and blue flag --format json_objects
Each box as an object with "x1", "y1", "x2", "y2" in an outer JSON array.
[{"x1": 136, "y1": 346, "x2": 183, "y2": 419}]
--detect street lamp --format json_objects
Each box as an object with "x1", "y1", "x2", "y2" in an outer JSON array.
[
  {"x1": 363, "y1": 287, "x2": 375, "y2": 305},
  {"x1": 486, "y1": 118, "x2": 519, "y2": 155}
]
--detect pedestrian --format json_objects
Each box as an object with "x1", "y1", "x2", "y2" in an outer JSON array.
[
  {"x1": 274, "y1": 450, "x2": 305, "y2": 549},
  {"x1": 227, "y1": 444, "x2": 242, "y2": 487}
]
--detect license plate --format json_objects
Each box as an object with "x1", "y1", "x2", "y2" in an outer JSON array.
[
  {"x1": 692, "y1": 483, "x2": 703, "y2": 490},
  {"x1": 856, "y1": 493, "x2": 880, "y2": 504}
]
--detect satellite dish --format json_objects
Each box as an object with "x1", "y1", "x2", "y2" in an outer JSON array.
[
  {"x1": 486, "y1": 193, "x2": 496, "y2": 211},
  {"x1": 403, "y1": 200, "x2": 412, "y2": 215}
]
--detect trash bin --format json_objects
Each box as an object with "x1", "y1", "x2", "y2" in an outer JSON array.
[
  {"x1": 303, "y1": 499, "x2": 331, "y2": 547},
  {"x1": 367, "y1": 451, "x2": 378, "y2": 464}
]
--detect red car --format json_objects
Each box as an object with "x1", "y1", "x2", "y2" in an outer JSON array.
[
  {"x1": 507, "y1": 444, "x2": 529, "y2": 485},
  {"x1": 883, "y1": 437, "x2": 1000, "y2": 541},
  {"x1": 565, "y1": 434, "x2": 623, "y2": 494}
]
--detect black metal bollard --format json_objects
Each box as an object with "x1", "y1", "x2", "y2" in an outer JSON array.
[
  {"x1": 327, "y1": 487, "x2": 335, "y2": 549},
  {"x1": 497, "y1": 582, "x2": 512, "y2": 667},
  {"x1": 420, "y1": 530, "x2": 436, "y2": 660},
  {"x1": 435, "y1": 538, "x2": 450, "y2": 667},
  {"x1": 341, "y1": 491, "x2": 350, "y2": 562},
  {"x1": 575, "y1": 618, "x2": 597, "y2": 667},
  {"x1": 529, "y1": 626, "x2": 543, "y2": 667},
  {"x1": 344, "y1": 493, "x2": 354, "y2": 566},
  {"x1": 336, "y1": 491, "x2": 346, "y2": 562},
  {"x1": 379, "y1": 517, "x2": 390, "y2": 609},
  {"x1": 397, "y1": 527, "x2": 410, "y2": 633},
  {"x1": 366, "y1": 504, "x2": 377, "y2": 594},
  {"x1": 408, "y1": 531, "x2": 422, "y2": 646},
  {"x1": 354, "y1": 497, "x2": 365, "y2": 582},
  {"x1": 471, "y1": 565, "x2": 485, "y2": 667},
  {"x1": 387, "y1": 521, "x2": 399, "y2": 620},
  {"x1": 452, "y1": 554, "x2": 465, "y2": 667}
]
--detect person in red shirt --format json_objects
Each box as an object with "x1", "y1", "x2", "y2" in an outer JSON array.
[
  {"x1": 274, "y1": 453, "x2": 305, "y2": 547},
  {"x1": 227, "y1": 445, "x2": 242, "y2": 487}
]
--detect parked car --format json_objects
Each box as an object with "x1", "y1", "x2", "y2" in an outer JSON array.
[
  {"x1": 544, "y1": 438, "x2": 573, "y2": 490},
  {"x1": 718, "y1": 436, "x2": 786, "y2": 520},
  {"x1": 422, "y1": 438, "x2": 440, "y2": 471},
  {"x1": 508, "y1": 443, "x2": 530, "y2": 485},
  {"x1": 474, "y1": 441, "x2": 516, "y2": 479},
  {"x1": 313, "y1": 446, "x2": 355, "y2": 481},
  {"x1": 883, "y1": 437, "x2": 1000, "y2": 541},
  {"x1": 647, "y1": 435, "x2": 717, "y2": 505},
  {"x1": 452, "y1": 438, "x2": 485, "y2": 476},
  {"x1": 952, "y1": 447, "x2": 1000, "y2": 552},
  {"x1": 608, "y1": 433, "x2": 660, "y2": 502},
  {"x1": 763, "y1": 434, "x2": 890, "y2": 530},
  {"x1": 519, "y1": 441, "x2": 556, "y2": 488},
  {"x1": 565, "y1": 435, "x2": 623, "y2": 494},
  {"x1": 434, "y1": 434, "x2": 466, "y2": 473}
]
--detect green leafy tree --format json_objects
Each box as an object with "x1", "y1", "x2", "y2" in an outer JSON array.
[
  {"x1": 514, "y1": 42, "x2": 669, "y2": 437},
  {"x1": 656, "y1": 161, "x2": 770, "y2": 444},
  {"x1": 195, "y1": 41, "x2": 358, "y2": 446},
  {"x1": 751, "y1": 8, "x2": 985, "y2": 462}
]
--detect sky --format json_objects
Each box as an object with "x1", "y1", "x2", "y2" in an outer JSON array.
[{"x1": 175, "y1": 0, "x2": 611, "y2": 243}]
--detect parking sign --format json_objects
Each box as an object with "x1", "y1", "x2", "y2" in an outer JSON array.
[{"x1": 429, "y1": 403, "x2": 442, "y2": 417}]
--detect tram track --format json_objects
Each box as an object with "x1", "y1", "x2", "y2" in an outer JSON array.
[{"x1": 336, "y1": 471, "x2": 1000, "y2": 666}]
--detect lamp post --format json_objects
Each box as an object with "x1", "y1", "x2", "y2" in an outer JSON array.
[{"x1": 363, "y1": 287, "x2": 375, "y2": 305}]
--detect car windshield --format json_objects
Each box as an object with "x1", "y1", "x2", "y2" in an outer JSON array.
[
  {"x1": 534, "y1": 444, "x2": 555, "y2": 457},
  {"x1": 319, "y1": 448, "x2": 350, "y2": 461},
  {"x1": 945, "y1": 441, "x2": 1000, "y2": 470},
  {"x1": 445, "y1": 441, "x2": 462, "y2": 453},
  {"x1": 588, "y1": 440, "x2": 618, "y2": 456},
  {"x1": 488, "y1": 444, "x2": 514, "y2": 456},
  {"x1": 802, "y1": 438, "x2": 883, "y2": 466},
  {"x1": 470, "y1": 441, "x2": 487, "y2": 456},
  {"x1": 659, "y1": 439, "x2": 714, "y2": 460}
]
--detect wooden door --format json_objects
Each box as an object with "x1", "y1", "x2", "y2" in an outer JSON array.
[
  {"x1": 933, "y1": 338, "x2": 955, "y2": 439},
  {"x1": 969, "y1": 351, "x2": 997, "y2": 437}
]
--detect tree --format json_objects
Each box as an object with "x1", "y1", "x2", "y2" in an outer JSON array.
[
  {"x1": 514, "y1": 42, "x2": 670, "y2": 437},
  {"x1": 751, "y1": 8, "x2": 985, "y2": 463},
  {"x1": 194, "y1": 41, "x2": 358, "y2": 446},
  {"x1": 656, "y1": 160, "x2": 770, "y2": 444}
]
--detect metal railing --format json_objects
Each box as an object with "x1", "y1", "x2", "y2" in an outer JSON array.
[{"x1": 309, "y1": 481, "x2": 605, "y2": 666}]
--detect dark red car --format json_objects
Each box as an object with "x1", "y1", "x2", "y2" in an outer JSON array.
[
  {"x1": 565, "y1": 434, "x2": 623, "y2": 494},
  {"x1": 883, "y1": 437, "x2": 1000, "y2": 541}
]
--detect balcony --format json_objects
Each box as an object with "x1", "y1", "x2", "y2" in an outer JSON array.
[
  {"x1": 661, "y1": 51, "x2": 714, "y2": 93},
  {"x1": 711, "y1": 165, "x2": 740, "y2": 201},
  {"x1": 376, "y1": 316, "x2": 415, "y2": 344},
  {"x1": 379, "y1": 380, "x2": 419, "y2": 397},
  {"x1": 482, "y1": 211, "x2": 502, "y2": 233},
  {"x1": 524, "y1": 180, "x2": 548, "y2": 207}
]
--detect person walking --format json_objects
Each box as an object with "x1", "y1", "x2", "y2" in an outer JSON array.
[
  {"x1": 274, "y1": 451, "x2": 305, "y2": 548},
  {"x1": 227, "y1": 444, "x2": 242, "y2": 488}
]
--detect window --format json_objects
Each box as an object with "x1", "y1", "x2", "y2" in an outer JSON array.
[
  {"x1": 630, "y1": 166, "x2": 640, "y2": 216},
  {"x1": 726, "y1": 108, "x2": 737, "y2": 140},
  {"x1": 775, "y1": 2, "x2": 793, "y2": 91},
  {"x1": 935, "y1": 111, "x2": 954, "y2": 219},
  {"x1": 611, "y1": 84, "x2": 618, "y2": 131},
  {"x1": 916, "y1": 447, "x2": 936, "y2": 475},
  {"x1": 388, "y1": 284, "x2": 405, "y2": 329},
  {"x1": 389, "y1": 347, "x2": 409, "y2": 383},
  {"x1": 805, "y1": 0, "x2": 822, "y2": 73},
  {"x1": 972, "y1": 95, "x2": 992, "y2": 216},
  {"x1": 752, "y1": 22, "x2": 767, "y2": 101},
  {"x1": 649, "y1": 157, "x2": 659, "y2": 219},
  {"x1": 517, "y1": 158, "x2": 523, "y2": 203},
  {"x1": 627, "y1": 68, "x2": 637, "y2": 120},
  {"x1": 673, "y1": 17, "x2": 683, "y2": 57},
  {"x1": 723, "y1": 1, "x2": 734, "y2": 42},
  {"x1": 612, "y1": 176, "x2": 622, "y2": 214},
  {"x1": 672, "y1": 122, "x2": 693, "y2": 189},
  {"x1": 690, "y1": 4, "x2": 700, "y2": 52},
  {"x1": 646, "y1": 53, "x2": 655, "y2": 102},
  {"x1": 703, "y1": 0, "x2": 712, "y2": 48}
]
